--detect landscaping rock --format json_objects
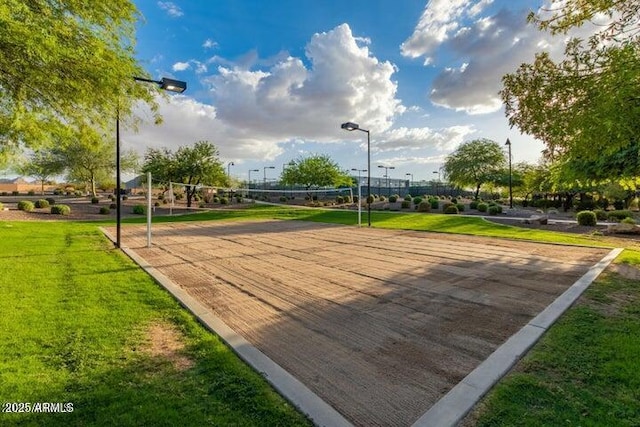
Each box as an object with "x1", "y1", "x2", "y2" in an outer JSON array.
[
  {"x1": 605, "y1": 223, "x2": 640, "y2": 235},
  {"x1": 523, "y1": 215, "x2": 548, "y2": 225}
]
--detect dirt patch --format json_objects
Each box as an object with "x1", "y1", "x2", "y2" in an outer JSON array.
[
  {"x1": 142, "y1": 322, "x2": 194, "y2": 371},
  {"x1": 108, "y1": 219, "x2": 610, "y2": 426}
]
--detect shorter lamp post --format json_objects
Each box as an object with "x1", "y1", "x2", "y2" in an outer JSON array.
[
  {"x1": 342, "y1": 122, "x2": 371, "y2": 227},
  {"x1": 405, "y1": 173, "x2": 413, "y2": 189},
  {"x1": 505, "y1": 138, "x2": 513, "y2": 208},
  {"x1": 263, "y1": 166, "x2": 275, "y2": 191},
  {"x1": 116, "y1": 76, "x2": 186, "y2": 249},
  {"x1": 432, "y1": 170, "x2": 440, "y2": 195},
  {"x1": 378, "y1": 165, "x2": 395, "y2": 197}
]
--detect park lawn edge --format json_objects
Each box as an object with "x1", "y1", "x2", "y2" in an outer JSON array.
[{"x1": 0, "y1": 221, "x2": 311, "y2": 426}]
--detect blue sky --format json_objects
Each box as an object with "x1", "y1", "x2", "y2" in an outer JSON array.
[{"x1": 123, "y1": 0, "x2": 586, "y2": 184}]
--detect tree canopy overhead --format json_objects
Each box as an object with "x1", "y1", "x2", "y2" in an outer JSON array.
[
  {"x1": 502, "y1": 0, "x2": 640, "y2": 187},
  {"x1": 0, "y1": 0, "x2": 158, "y2": 166},
  {"x1": 443, "y1": 139, "x2": 507, "y2": 199}
]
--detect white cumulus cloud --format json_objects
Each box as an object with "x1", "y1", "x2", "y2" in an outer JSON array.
[
  {"x1": 157, "y1": 1, "x2": 183, "y2": 18},
  {"x1": 204, "y1": 23, "x2": 405, "y2": 141},
  {"x1": 402, "y1": 1, "x2": 602, "y2": 115}
]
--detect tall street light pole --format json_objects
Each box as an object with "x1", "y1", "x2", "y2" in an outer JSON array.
[
  {"x1": 378, "y1": 165, "x2": 395, "y2": 197},
  {"x1": 227, "y1": 161, "x2": 234, "y2": 178},
  {"x1": 248, "y1": 169, "x2": 259, "y2": 185},
  {"x1": 505, "y1": 138, "x2": 513, "y2": 209},
  {"x1": 405, "y1": 173, "x2": 413, "y2": 188},
  {"x1": 263, "y1": 166, "x2": 275, "y2": 191},
  {"x1": 116, "y1": 76, "x2": 186, "y2": 248},
  {"x1": 342, "y1": 122, "x2": 371, "y2": 227},
  {"x1": 432, "y1": 170, "x2": 440, "y2": 196}
]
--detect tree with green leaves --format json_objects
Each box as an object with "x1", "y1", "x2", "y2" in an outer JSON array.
[
  {"x1": 142, "y1": 141, "x2": 226, "y2": 207},
  {"x1": 54, "y1": 131, "x2": 138, "y2": 198},
  {"x1": 501, "y1": 1, "x2": 640, "y2": 187},
  {"x1": 0, "y1": 0, "x2": 159, "y2": 168},
  {"x1": 280, "y1": 154, "x2": 352, "y2": 199},
  {"x1": 18, "y1": 150, "x2": 65, "y2": 195},
  {"x1": 443, "y1": 139, "x2": 507, "y2": 199}
]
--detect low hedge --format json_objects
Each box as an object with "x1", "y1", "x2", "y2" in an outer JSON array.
[
  {"x1": 51, "y1": 205, "x2": 71, "y2": 215},
  {"x1": 576, "y1": 210, "x2": 597, "y2": 226},
  {"x1": 17, "y1": 200, "x2": 35, "y2": 212}
]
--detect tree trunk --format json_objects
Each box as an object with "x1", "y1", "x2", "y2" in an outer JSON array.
[
  {"x1": 40, "y1": 179, "x2": 45, "y2": 196},
  {"x1": 474, "y1": 183, "x2": 481, "y2": 200},
  {"x1": 186, "y1": 185, "x2": 193, "y2": 207},
  {"x1": 90, "y1": 174, "x2": 97, "y2": 198}
]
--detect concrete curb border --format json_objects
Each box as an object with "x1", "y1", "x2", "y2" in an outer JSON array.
[
  {"x1": 100, "y1": 227, "x2": 352, "y2": 427},
  {"x1": 412, "y1": 247, "x2": 623, "y2": 427}
]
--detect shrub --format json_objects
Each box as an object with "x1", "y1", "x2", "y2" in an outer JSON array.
[
  {"x1": 430, "y1": 199, "x2": 439, "y2": 210},
  {"x1": 17, "y1": 200, "x2": 35, "y2": 212},
  {"x1": 477, "y1": 203, "x2": 488, "y2": 212},
  {"x1": 593, "y1": 209, "x2": 608, "y2": 221},
  {"x1": 613, "y1": 200, "x2": 625, "y2": 210},
  {"x1": 213, "y1": 196, "x2": 220, "y2": 203},
  {"x1": 444, "y1": 205, "x2": 459, "y2": 214},
  {"x1": 158, "y1": 194, "x2": 165, "y2": 200},
  {"x1": 0, "y1": 191, "x2": 6, "y2": 196},
  {"x1": 154, "y1": 202, "x2": 160, "y2": 207},
  {"x1": 469, "y1": 200, "x2": 479, "y2": 210},
  {"x1": 280, "y1": 196, "x2": 288, "y2": 203},
  {"x1": 12, "y1": 191, "x2": 19, "y2": 196},
  {"x1": 576, "y1": 210, "x2": 597, "y2": 226},
  {"x1": 441, "y1": 202, "x2": 454, "y2": 212},
  {"x1": 622, "y1": 217, "x2": 636, "y2": 225},
  {"x1": 379, "y1": 195, "x2": 386, "y2": 202},
  {"x1": 122, "y1": 195, "x2": 128, "y2": 201},
  {"x1": 456, "y1": 203, "x2": 465, "y2": 212},
  {"x1": 388, "y1": 195, "x2": 398, "y2": 203},
  {"x1": 236, "y1": 196, "x2": 243, "y2": 203},
  {"x1": 109, "y1": 203, "x2": 117, "y2": 209},
  {"x1": 367, "y1": 195, "x2": 375, "y2": 204},
  {"x1": 132, "y1": 205, "x2": 146, "y2": 215},
  {"x1": 401, "y1": 200, "x2": 411, "y2": 209},
  {"x1": 27, "y1": 190, "x2": 35, "y2": 196},
  {"x1": 417, "y1": 201, "x2": 431, "y2": 212},
  {"x1": 199, "y1": 202, "x2": 206, "y2": 208},
  {"x1": 51, "y1": 204, "x2": 71, "y2": 215},
  {"x1": 607, "y1": 210, "x2": 633, "y2": 222},
  {"x1": 488, "y1": 205, "x2": 500, "y2": 215},
  {"x1": 220, "y1": 197, "x2": 229, "y2": 205},
  {"x1": 53, "y1": 189, "x2": 63, "y2": 195},
  {"x1": 412, "y1": 196, "x2": 423, "y2": 205},
  {"x1": 451, "y1": 198, "x2": 457, "y2": 204},
  {"x1": 99, "y1": 207, "x2": 110, "y2": 215},
  {"x1": 0, "y1": 202, "x2": 3, "y2": 210},
  {"x1": 90, "y1": 197, "x2": 99, "y2": 204},
  {"x1": 335, "y1": 195, "x2": 344, "y2": 204},
  {"x1": 404, "y1": 194, "x2": 412, "y2": 201},
  {"x1": 34, "y1": 199, "x2": 49, "y2": 209},
  {"x1": 46, "y1": 197, "x2": 56, "y2": 206}
]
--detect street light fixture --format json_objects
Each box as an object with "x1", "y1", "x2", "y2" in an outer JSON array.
[
  {"x1": 406, "y1": 173, "x2": 413, "y2": 188},
  {"x1": 342, "y1": 122, "x2": 371, "y2": 227},
  {"x1": 263, "y1": 166, "x2": 275, "y2": 190},
  {"x1": 505, "y1": 138, "x2": 513, "y2": 209},
  {"x1": 378, "y1": 165, "x2": 395, "y2": 197},
  {"x1": 116, "y1": 76, "x2": 187, "y2": 248}
]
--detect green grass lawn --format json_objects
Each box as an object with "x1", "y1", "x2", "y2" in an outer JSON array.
[
  {"x1": 467, "y1": 250, "x2": 640, "y2": 426},
  {"x1": 2, "y1": 205, "x2": 637, "y2": 426},
  {"x1": 0, "y1": 221, "x2": 310, "y2": 426},
  {"x1": 118, "y1": 204, "x2": 613, "y2": 247}
]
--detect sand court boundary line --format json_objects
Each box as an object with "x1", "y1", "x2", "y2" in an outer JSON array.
[
  {"x1": 100, "y1": 226, "x2": 353, "y2": 427},
  {"x1": 100, "y1": 220, "x2": 616, "y2": 426},
  {"x1": 412, "y1": 247, "x2": 623, "y2": 427}
]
